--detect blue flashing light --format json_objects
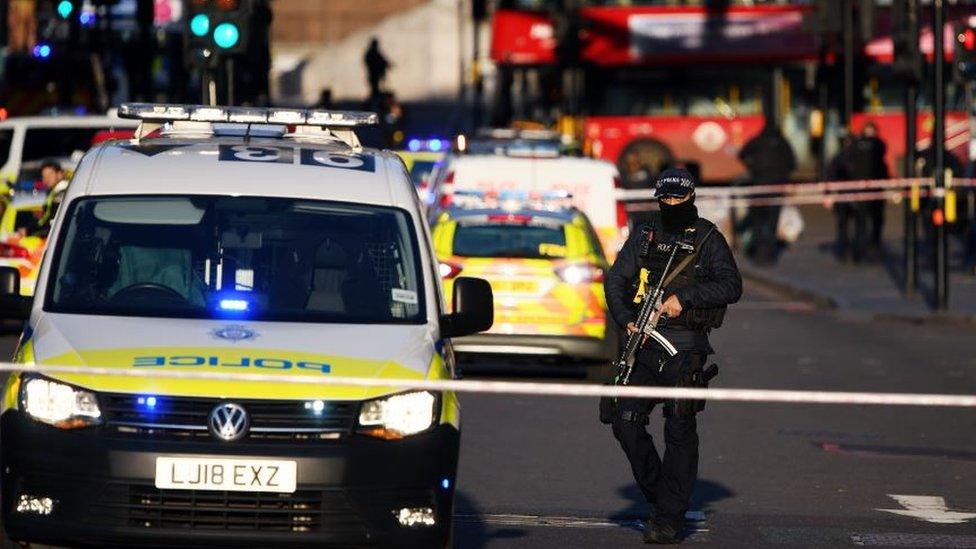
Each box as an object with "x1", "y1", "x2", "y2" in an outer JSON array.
[
  {"x1": 429, "y1": 139, "x2": 443, "y2": 152},
  {"x1": 79, "y1": 11, "x2": 95, "y2": 27},
  {"x1": 32, "y1": 43, "x2": 52, "y2": 59},
  {"x1": 441, "y1": 478, "x2": 451, "y2": 490},
  {"x1": 218, "y1": 298, "x2": 249, "y2": 312},
  {"x1": 213, "y1": 22, "x2": 241, "y2": 49},
  {"x1": 407, "y1": 139, "x2": 421, "y2": 152},
  {"x1": 137, "y1": 396, "x2": 159, "y2": 410},
  {"x1": 190, "y1": 13, "x2": 210, "y2": 37}
]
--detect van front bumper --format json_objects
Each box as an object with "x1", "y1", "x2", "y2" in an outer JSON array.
[{"x1": 1, "y1": 410, "x2": 459, "y2": 548}]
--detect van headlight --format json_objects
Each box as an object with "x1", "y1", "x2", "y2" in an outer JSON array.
[
  {"x1": 20, "y1": 376, "x2": 102, "y2": 429},
  {"x1": 357, "y1": 391, "x2": 438, "y2": 440}
]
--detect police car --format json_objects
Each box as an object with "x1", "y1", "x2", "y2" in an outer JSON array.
[
  {"x1": 0, "y1": 103, "x2": 493, "y2": 547},
  {"x1": 433, "y1": 191, "x2": 611, "y2": 362},
  {"x1": 0, "y1": 193, "x2": 48, "y2": 296}
]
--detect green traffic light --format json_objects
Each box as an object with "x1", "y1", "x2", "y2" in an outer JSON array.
[
  {"x1": 57, "y1": 0, "x2": 73, "y2": 19},
  {"x1": 213, "y1": 22, "x2": 240, "y2": 49},
  {"x1": 190, "y1": 14, "x2": 210, "y2": 37}
]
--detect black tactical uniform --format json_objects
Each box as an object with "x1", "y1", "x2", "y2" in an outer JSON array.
[{"x1": 605, "y1": 168, "x2": 742, "y2": 542}]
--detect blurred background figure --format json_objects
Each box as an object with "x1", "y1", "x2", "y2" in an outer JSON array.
[
  {"x1": 850, "y1": 122, "x2": 888, "y2": 260},
  {"x1": 827, "y1": 130, "x2": 867, "y2": 262},
  {"x1": 364, "y1": 37, "x2": 389, "y2": 102},
  {"x1": 6, "y1": 0, "x2": 35, "y2": 55},
  {"x1": 738, "y1": 120, "x2": 796, "y2": 265}
]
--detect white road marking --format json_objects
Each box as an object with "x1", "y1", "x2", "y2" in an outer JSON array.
[
  {"x1": 454, "y1": 511, "x2": 706, "y2": 530},
  {"x1": 878, "y1": 495, "x2": 976, "y2": 524}
]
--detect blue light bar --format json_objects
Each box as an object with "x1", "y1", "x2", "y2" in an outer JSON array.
[{"x1": 218, "y1": 299, "x2": 249, "y2": 312}]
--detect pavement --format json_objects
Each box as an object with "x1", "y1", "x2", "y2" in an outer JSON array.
[{"x1": 735, "y1": 202, "x2": 976, "y2": 322}]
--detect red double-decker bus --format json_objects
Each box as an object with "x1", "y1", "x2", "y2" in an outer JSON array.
[{"x1": 490, "y1": 1, "x2": 976, "y2": 186}]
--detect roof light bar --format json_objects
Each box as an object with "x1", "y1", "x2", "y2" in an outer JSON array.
[
  {"x1": 118, "y1": 103, "x2": 378, "y2": 128},
  {"x1": 119, "y1": 103, "x2": 190, "y2": 121}
]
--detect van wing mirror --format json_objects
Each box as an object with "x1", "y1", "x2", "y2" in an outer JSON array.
[
  {"x1": 440, "y1": 277, "x2": 493, "y2": 339},
  {"x1": 0, "y1": 266, "x2": 30, "y2": 321}
]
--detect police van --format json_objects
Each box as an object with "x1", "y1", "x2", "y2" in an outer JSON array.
[{"x1": 0, "y1": 103, "x2": 493, "y2": 548}]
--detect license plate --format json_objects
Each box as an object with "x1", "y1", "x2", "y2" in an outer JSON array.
[
  {"x1": 491, "y1": 280, "x2": 539, "y2": 294},
  {"x1": 155, "y1": 457, "x2": 297, "y2": 493}
]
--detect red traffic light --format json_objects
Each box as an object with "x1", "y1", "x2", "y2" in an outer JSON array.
[{"x1": 959, "y1": 27, "x2": 976, "y2": 50}]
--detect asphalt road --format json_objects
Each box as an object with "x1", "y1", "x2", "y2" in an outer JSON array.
[
  {"x1": 1, "y1": 281, "x2": 975, "y2": 547},
  {"x1": 451, "y1": 281, "x2": 976, "y2": 548}
]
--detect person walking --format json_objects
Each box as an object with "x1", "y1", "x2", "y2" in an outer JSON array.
[
  {"x1": 850, "y1": 122, "x2": 889, "y2": 260},
  {"x1": 363, "y1": 38, "x2": 390, "y2": 101},
  {"x1": 738, "y1": 121, "x2": 796, "y2": 264},
  {"x1": 605, "y1": 168, "x2": 742, "y2": 544}
]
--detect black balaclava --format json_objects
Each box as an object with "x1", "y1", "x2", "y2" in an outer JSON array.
[{"x1": 660, "y1": 195, "x2": 697, "y2": 233}]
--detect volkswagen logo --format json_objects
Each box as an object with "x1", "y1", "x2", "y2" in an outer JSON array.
[{"x1": 208, "y1": 403, "x2": 250, "y2": 442}]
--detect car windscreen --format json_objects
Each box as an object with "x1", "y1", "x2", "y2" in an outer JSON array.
[
  {"x1": 452, "y1": 221, "x2": 567, "y2": 259},
  {"x1": 47, "y1": 196, "x2": 426, "y2": 324}
]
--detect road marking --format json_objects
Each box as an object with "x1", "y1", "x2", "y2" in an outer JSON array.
[
  {"x1": 878, "y1": 495, "x2": 976, "y2": 524},
  {"x1": 455, "y1": 511, "x2": 707, "y2": 530}
]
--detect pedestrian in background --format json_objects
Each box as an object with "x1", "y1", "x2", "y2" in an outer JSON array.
[
  {"x1": 850, "y1": 122, "x2": 888, "y2": 260},
  {"x1": 828, "y1": 131, "x2": 869, "y2": 262},
  {"x1": 605, "y1": 168, "x2": 742, "y2": 544},
  {"x1": 738, "y1": 120, "x2": 796, "y2": 265},
  {"x1": 364, "y1": 38, "x2": 390, "y2": 101}
]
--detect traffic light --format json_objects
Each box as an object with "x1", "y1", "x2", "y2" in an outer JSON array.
[
  {"x1": 56, "y1": 0, "x2": 75, "y2": 20},
  {"x1": 210, "y1": 0, "x2": 251, "y2": 56},
  {"x1": 955, "y1": 23, "x2": 976, "y2": 79},
  {"x1": 892, "y1": 0, "x2": 921, "y2": 83},
  {"x1": 184, "y1": 0, "x2": 251, "y2": 69},
  {"x1": 184, "y1": 0, "x2": 217, "y2": 68}
]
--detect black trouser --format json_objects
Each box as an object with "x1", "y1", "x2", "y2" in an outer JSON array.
[
  {"x1": 834, "y1": 201, "x2": 869, "y2": 261},
  {"x1": 744, "y1": 205, "x2": 781, "y2": 263},
  {"x1": 611, "y1": 347, "x2": 705, "y2": 524}
]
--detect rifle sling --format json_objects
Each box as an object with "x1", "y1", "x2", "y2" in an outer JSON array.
[{"x1": 660, "y1": 226, "x2": 715, "y2": 290}]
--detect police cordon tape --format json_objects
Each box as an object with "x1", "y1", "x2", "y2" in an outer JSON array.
[
  {"x1": 625, "y1": 189, "x2": 928, "y2": 211},
  {"x1": 616, "y1": 177, "x2": 976, "y2": 206},
  {"x1": 4, "y1": 363, "x2": 976, "y2": 408}
]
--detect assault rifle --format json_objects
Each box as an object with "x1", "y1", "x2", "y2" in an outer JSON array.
[{"x1": 611, "y1": 238, "x2": 694, "y2": 386}]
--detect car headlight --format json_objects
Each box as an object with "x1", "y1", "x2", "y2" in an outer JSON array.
[
  {"x1": 20, "y1": 376, "x2": 101, "y2": 429},
  {"x1": 357, "y1": 391, "x2": 438, "y2": 440}
]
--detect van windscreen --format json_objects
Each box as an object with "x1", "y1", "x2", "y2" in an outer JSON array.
[{"x1": 46, "y1": 196, "x2": 426, "y2": 324}]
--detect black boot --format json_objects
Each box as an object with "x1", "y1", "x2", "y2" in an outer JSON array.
[{"x1": 643, "y1": 518, "x2": 682, "y2": 544}]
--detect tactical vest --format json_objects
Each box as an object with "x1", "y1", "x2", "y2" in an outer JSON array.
[{"x1": 631, "y1": 215, "x2": 726, "y2": 330}]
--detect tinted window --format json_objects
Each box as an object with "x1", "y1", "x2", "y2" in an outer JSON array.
[
  {"x1": 48, "y1": 196, "x2": 425, "y2": 324},
  {"x1": 22, "y1": 128, "x2": 101, "y2": 163},
  {"x1": 453, "y1": 222, "x2": 566, "y2": 259}
]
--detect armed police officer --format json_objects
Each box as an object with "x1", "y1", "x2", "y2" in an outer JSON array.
[{"x1": 605, "y1": 168, "x2": 742, "y2": 544}]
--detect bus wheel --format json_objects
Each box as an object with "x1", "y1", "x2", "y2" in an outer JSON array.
[{"x1": 617, "y1": 139, "x2": 674, "y2": 189}]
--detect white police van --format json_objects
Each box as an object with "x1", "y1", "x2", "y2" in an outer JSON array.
[{"x1": 0, "y1": 103, "x2": 493, "y2": 548}]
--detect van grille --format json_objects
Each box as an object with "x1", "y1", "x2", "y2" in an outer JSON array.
[
  {"x1": 102, "y1": 394, "x2": 358, "y2": 441},
  {"x1": 95, "y1": 483, "x2": 367, "y2": 536}
]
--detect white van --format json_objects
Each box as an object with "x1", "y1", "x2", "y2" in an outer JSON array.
[
  {"x1": 0, "y1": 115, "x2": 138, "y2": 183},
  {"x1": 429, "y1": 141, "x2": 627, "y2": 259},
  {"x1": 0, "y1": 104, "x2": 493, "y2": 548}
]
